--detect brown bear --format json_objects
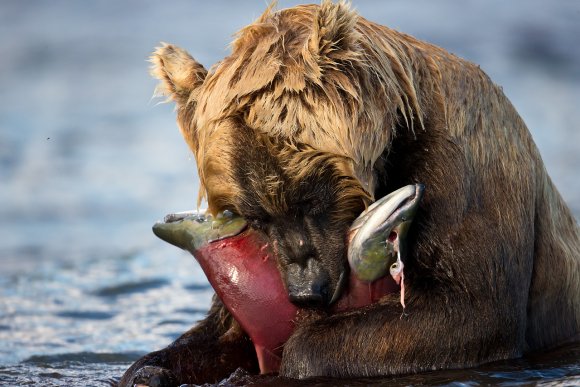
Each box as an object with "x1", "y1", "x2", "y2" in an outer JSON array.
[{"x1": 120, "y1": 1, "x2": 580, "y2": 385}]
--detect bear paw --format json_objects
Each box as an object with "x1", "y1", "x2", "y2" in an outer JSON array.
[{"x1": 129, "y1": 365, "x2": 177, "y2": 387}]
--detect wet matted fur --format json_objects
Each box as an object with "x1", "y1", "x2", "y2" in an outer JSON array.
[{"x1": 121, "y1": 1, "x2": 580, "y2": 385}]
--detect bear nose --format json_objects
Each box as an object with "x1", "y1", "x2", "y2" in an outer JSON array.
[
  {"x1": 288, "y1": 283, "x2": 326, "y2": 307},
  {"x1": 286, "y1": 260, "x2": 329, "y2": 307}
]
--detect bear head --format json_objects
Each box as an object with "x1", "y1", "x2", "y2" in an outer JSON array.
[{"x1": 150, "y1": 1, "x2": 424, "y2": 307}]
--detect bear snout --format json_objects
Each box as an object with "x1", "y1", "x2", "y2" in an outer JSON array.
[{"x1": 286, "y1": 260, "x2": 330, "y2": 308}]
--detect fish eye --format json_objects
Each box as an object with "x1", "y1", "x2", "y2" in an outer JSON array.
[{"x1": 216, "y1": 209, "x2": 237, "y2": 219}]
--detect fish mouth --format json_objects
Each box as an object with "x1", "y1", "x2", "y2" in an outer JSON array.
[{"x1": 347, "y1": 184, "x2": 424, "y2": 283}]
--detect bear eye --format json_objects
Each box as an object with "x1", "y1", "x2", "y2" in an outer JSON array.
[
  {"x1": 297, "y1": 199, "x2": 326, "y2": 217},
  {"x1": 248, "y1": 218, "x2": 265, "y2": 231},
  {"x1": 308, "y1": 201, "x2": 326, "y2": 216}
]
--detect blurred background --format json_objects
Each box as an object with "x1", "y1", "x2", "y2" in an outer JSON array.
[{"x1": 0, "y1": 0, "x2": 579, "y2": 385}]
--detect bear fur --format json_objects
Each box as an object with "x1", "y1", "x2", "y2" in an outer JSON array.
[{"x1": 120, "y1": 1, "x2": 580, "y2": 385}]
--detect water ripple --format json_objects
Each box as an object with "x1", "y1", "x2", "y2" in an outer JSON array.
[
  {"x1": 55, "y1": 311, "x2": 116, "y2": 320},
  {"x1": 92, "y1": 278, "x2": 169, "y2": 297},
  {"x1": 23, "y1": 351, "x2": 143, "y2": 365}
]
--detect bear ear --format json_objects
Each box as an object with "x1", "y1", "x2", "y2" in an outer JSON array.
[
  {"x1": 309, "y1": 0, "x2": 359, "y2": 58},
  {"x1": 150, "y1": 43, "x2": 207, "y2": 108}
]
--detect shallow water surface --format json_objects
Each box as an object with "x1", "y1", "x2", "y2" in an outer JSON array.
[{"x1": 1, "y1": 0, "x2": 579, "y2": 386}]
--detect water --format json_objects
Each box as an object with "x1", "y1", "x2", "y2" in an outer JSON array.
[{"x1": 1, "y1": 1, "x2": 579, "y2": 385}]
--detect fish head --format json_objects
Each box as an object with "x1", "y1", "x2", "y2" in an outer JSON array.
[{"x1": 347, "y1": 184, "x2": 424, "y2": 283}]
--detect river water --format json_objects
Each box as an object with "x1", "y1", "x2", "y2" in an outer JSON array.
[{"x1": 1, "y1": 1, "x2": 579, "y2": 386}]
